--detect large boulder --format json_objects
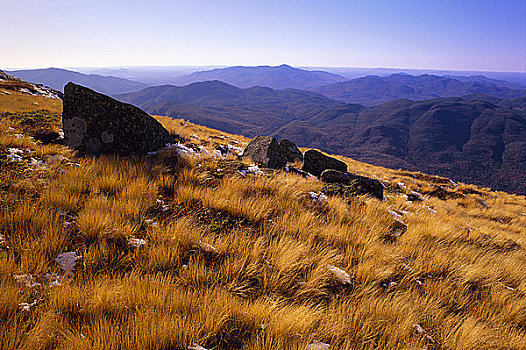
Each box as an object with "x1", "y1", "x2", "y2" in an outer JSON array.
[
  {"x1": 320, "y1": 169, "x2": 384, "y2": 199},
  {"x1": 348, "y1": 174, "x2": 384, "y2": 200},
  {"x1": 242, "y1": 136, "x2": 286, "y2": 169},
  {"x1": 62, "y1": 82, "x2": 172, "y2": 155},
  {"x1": 279, "y1": 139, "x2": 303, "y2": 163},
  {"x1": 302, "y1": 149, "x2": 347, "y2": 177},
  {"x1": 320, "y1": 169, "x2": 350, "y2": 184}
]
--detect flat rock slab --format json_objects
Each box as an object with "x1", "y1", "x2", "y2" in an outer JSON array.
[
  {"x1": 242, "y1": 136, "x2": 286, "y2": 169},
  {"x1": 63, "y1": 82, "x2": 172, "y2": 155},
  {"x1": 279, "y1": 139, "x2": 303, "y2": 162},
  {"x1": 302, "y1": 149, "x2": 347, "y2": 177}
]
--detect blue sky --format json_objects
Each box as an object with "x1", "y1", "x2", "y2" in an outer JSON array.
[{"x1": 1, "y1": 0, "x2": 525, "y2": 72}]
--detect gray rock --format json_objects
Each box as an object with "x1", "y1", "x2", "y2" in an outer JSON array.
[
  {"x1": 279, "y1": 139, "x2": 303, "y2": 163},
  {"x1": 348, "y1": 174, "x2": 384, "y2": 200},
  {"x1": 302, "y1": 149, "x2": 347, "y2": 177},
  {"x1": 63, "y1": 82, "x2": 172, "y2": 155},
  {"x1": 242, "y1": 136, "x2": 286, "y2": 169},
  {"x1": 320, "y1": 169, "x2": 350, "y2": 184}
]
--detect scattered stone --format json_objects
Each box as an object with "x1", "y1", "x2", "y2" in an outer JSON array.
[
  {"x1": 145, "y1": 219, "x2": 158, "y2": 228},
  {"x1": 188, "y1": 344, "x2": 208, "y2": 350},
  {"x1": 327, "y1": 264, "x2": 352, "y2": 285},
  {"x1": 407, "y1": 191, "x2": 425, "y2": 201},
  {"x1": 128, "y1": 237, "x2": 148, "y2": 248},
  {"x1": 475, "y1": 197, "x2": 490, "y2": 209},
  {"x1": 242, "y1": 136, "x2": 286, "y2": 169},
  {"x1": 302, "y1": 150, "x2": 347, "y2": 177},
  {"x1": 308, "y1": 192, "x2": 328, "y2": 203},
  {"x1": 307, "y1": 340, "x2": 330, "y2": 350},
  {"x1": 62, "y1": 82, "x2": 172, "y2": 155},
  {"x1": 14, "y1": 274, "x2": 41, "y2": 288},
  {"x1": 279, "y1": 139, "x2": 303, "y2": 162},
  {"x1": 19, "y1": 299, "x2": 39, "y2": 312},
  {"x1": 423, "y1": 205, "x2": 437, "y2": 214},
  {"x1": 193, "y1": 241, "x2": 219, "y2": 254},
  {"x1": 320, "y1": 169, "x2": 350, "y2": 184},
  {"x1": 44, "y1": 273, "x2": 62, "y2": 287},
  {"x1": 388, "y1": 210, "x2": 404, "y2": 222},
  {"x1": 56, "y1": 252, "x2": 82, "y2": 273}
]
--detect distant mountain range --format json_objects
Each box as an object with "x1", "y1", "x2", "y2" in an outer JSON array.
[
  {"x1": 117, "y1": 80, "x2": 343, "y2": 135},
  {"x1": 119, "y1": 80, "x2": 526, "y2": 194},
  {"x1": 313, "y1": 74, "x2": 526, "y2": 106},
  {"x1": 6, "y1": 68, "x2": 148, "y2": 95},
  {"x1": 171, "y1": 64, "x2": 348, "y2": 90}
]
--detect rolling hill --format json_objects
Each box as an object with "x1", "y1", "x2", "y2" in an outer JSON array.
[
  {"x1": 120, "y1": 82, "x2": 526, "y2": 194},
  {"x1": 313, "y1": 73, "x2": 526, "y2": 106},
  {"x1": 6, "y1": 68, "x2": 148, "y2": 95},
  {"x1": 117, "y1": 80, "x2": 344, "y2": 135},
  {"x1": 172, "y1": 64, "x2": 348, "y2": 89}
]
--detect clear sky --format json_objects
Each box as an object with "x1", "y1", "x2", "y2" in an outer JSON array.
[{"x1": 1, "y1": 0, "x2": 525, "y2": 72}]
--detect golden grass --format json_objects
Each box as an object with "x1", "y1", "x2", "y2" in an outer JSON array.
[
  {"x1": 0, "y1": 91, "x2": 62, "y2": 113},
  {"x1": 1, "y1": 102, "x2": 526, "y2": 349}
]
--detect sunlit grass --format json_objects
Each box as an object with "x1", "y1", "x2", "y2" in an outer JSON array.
[{"x1": 1, "y1": 99, "x2": 526, "y2": 349}]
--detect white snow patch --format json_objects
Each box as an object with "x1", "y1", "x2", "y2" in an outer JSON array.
[{"x1": 397, "y1": 182, "x2": 406, "y2": 190}]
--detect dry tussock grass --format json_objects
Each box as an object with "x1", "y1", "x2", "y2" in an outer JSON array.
[
  {"x1": 1, "y1": 101, "x2": 526, "y2": 349},
  {"x1": 0, "y1": 91, "x2": 62, "y2": 114}
]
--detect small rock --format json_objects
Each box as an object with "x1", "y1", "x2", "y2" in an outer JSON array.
[
  {"x1": 307, "y1": 340, "x2": 330, "y2": 350},
  {"x1": 308, "y1": 192, "x2": 328, "y2": 202},
  {"x1": 19, "y1": 299, "x2": 39, "y2": 312},
  {"x1": 302, "y1": 150, "x2": 347, "y2": 177},
  {"x1": 327, "y1": 264, "x2": 352, "y2": 285},
  {"x1": 128, "y1": 237, "x2": 148, "y2": 248},
  {"x1": 279, "y1": 139, "x2": 303, "y2": 162},
  {"x1": 407, "y1": 191, "x2": 424, "y2": 201},
  {"x1": 475, "y1": 197, "x2": 490, "y2": 209},
  {"x1": 14, "y1": 274, "x2": 41, "y2": 288},
  {"x1": 56, "y1": 252, "x2": 82, "y2": 273},
  {"x1": 188, "y1": 344, "x2": 208, "y2": 350}
]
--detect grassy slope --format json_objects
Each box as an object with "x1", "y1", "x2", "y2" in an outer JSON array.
[{"x1": 1, "y1": 96, "x2": 526, "y2": 350}]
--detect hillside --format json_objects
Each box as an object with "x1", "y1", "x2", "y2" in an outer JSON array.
[
  {"x1": 117, "y1": 81, "x2": 344, "y2": 135},
  {"x1": 172, "y1": 64, "x2": 348, "y2": 90},
  {"x1": 313, "y1": 74, "x2": 526, "y2": 106},
  {"x1": 1, "y1": 91, "x2": 526, "y2": 349},
  {"x1": 6, "y1": 68, "x2": 148, "y2": 95},
  {"x1": 119, "y1": 82, "x2": 526, "y2": 195}
]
